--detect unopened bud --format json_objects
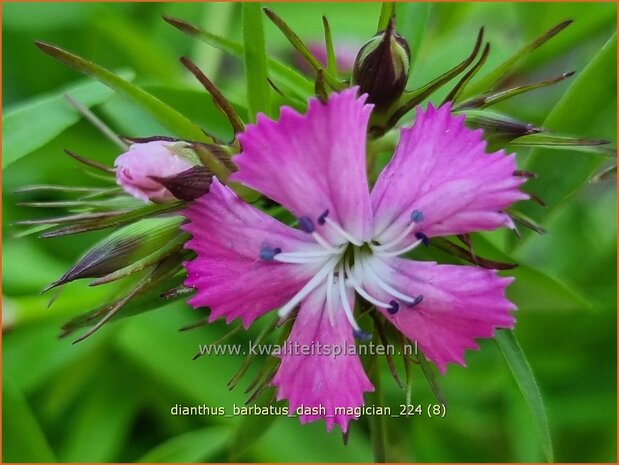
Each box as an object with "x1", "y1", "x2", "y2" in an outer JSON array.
[
  {"x1": 352, "y1": 18, "x2": 410, "y2": 108},
  {"x1": 45, "y1": 217, "x2": 186, "y2": 290},
  {"x1": 463, "y1": 110, "x2": 540, "y2": 145},
  {"x1": 115, "y1": 141, "x2": 205, "y2": 203}
]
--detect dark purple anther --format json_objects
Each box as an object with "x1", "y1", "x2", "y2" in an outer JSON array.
[
  {"x1": 260, "y1": 246, "x2": 282, "y2": 261},
  {"x1": 387, "y1": 300, "x2": 400, "y2": 315},
  {"x1": 415, "y1": 232, "x2": 429, "y2": 246},
  {"x1": 407, "y1": 295, "x2": 424, "y2": 307},
  {"x1": 298, "y1": 216, "x2": 315, "y2": 233},
  {"x1": 317, "y1": 209, "x2": 330, "y2": 225}
]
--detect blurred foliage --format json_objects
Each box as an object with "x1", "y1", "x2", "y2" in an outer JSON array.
[{"x1": 2, "y1": 2, "x2": 617, "y2": 463}]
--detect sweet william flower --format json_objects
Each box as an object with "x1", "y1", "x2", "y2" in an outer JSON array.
[
  {"x1": 182, "y1": 88, "x2": 528, "y2": 432},
  {"x1": 115, "y1": 140, "x2": 194, "y2": 203}
]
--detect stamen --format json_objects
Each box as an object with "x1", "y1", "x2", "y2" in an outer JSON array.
[
  {"x1": 410, "y1": 209, "x2": 424, "y2": 223},
  {"x1": 345, "y1": 256, "x2": 396, "y2": 310},
  {"x1": 259, "y1": 246, "x2": 281, "y2": 261},
  {"x1": 387, "y1": 300, "x2": 400, "y2": 315},
  {"x1": 372, "y1": 222, "x2": 414, "y2": 251},
  {"x1": 273, "y1": 249, "x2": 336, "y2": 264},
  {"x1": 323, "y1": 217, "x2": 363, "y2": 246},
  {"x1": 359, "y1": 254, "x2": 421, "y2": 305},
  {"x1": 374, "y1": 238, "x2": 422, "y2": 258},
  {"x1": 415, "y1": 232, "x2": 430, "y2": 246},
  {"x1": 311, "y1": 231, "x2": 344, "y2": 253},
  {"x1": 325, "y1": 270, "x2": 336, "y2": 326},
  {"x1": 317, "y1": 209, "x2": 329, "y2": 225},
  {"x1": 407, "y1": 295, "x2": 424, "y2": 307},
  {"x1": 337, "y1": 263, "x2": 371, "y2": 342},
  {"x1": 373, "y1": 215, "x2": 420, "y2": 253},
  {"x1": 373, "y1": 209, "x2": 423, "y2": 251},
  {"x1": 297, "y1": 216, "x2": 315, "y2": 233},
  {"x1": 277, "y1": 255, "x2": 341, "y2": 318}
]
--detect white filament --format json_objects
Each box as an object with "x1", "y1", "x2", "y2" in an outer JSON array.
[
  {"x1": 323, "y1": 217, "x2": 363, "y2": 246},
  {"x1": 372, "y1": 221, "x2": 416, "y2": 252},
  {"x1": 277, "y1": 254, "x2": 341, "y2": 318},
  {"x1": 358, "y1": 253, "x2": 419, "y2": 305},
  {"x1": 345, "y1": 255, "x2": 393, "y2": 309},
  {"x1": 274, "y1": 249, "x2": 336, "y2": 264},
  {"x1": 374, "y1": 238, "x2": 422, "y2": 258},
  {"x1": 337, "y1": 262, "x2": 361, "y2": 331}
]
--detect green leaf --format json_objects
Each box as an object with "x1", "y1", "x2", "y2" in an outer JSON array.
[
  {"x1": 164, "y1": 16, "x2": 314, "y2": 99},
  {"x1": 263, "y1": 8, "x2": 343, "y2": 90},
  {"x1": 462, "y1": 19, "x2": 572, "y2": 97},
  {"x1": 515, "y1": 33, "x2": 617, "y2": 244},
  {"x1": 321, "y1": 16, "x2": 337, "y2": 76},
  {"x1": 377, "y1": 2, "x2": 395, "y2": 31},
  {"x1": 35, "y1": 42, "x2": 212, "y2": 143},
  {"x1": 510, "y1": 132, "x2": 615, "y2": 157},
  {"x1": 59, "y1": 368, "x2": 141, "y2": 462},
  {"x1": 495, "y1": 330, "x2": 554, "y2": 462},
  {"x1": 2, "y1": 77, "x2": 124, "y2": 168},
  {"x1": 229, "y1": 388, "x2": 279, "y2": 460},
  {"x1": 472, "y1": 235, "x2": 592, "y2": 312},
  {"x1": 242, "y1": 3, "x2": 271, "y2": 120},
  {"x1": 3, "y1": 376, "x2": 57, "y2": 462},
  {"x1": 137, "y1": 427, "x2": 229, "y2": 463},
  {"x1": 394, "y1": 3, "x2": 430, "y2": 70}
]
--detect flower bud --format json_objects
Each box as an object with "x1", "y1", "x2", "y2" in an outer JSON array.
[
  {"x1": 45, "y1": 217, "x2": 186, "y2": 290},
  {"x1": 352, "y1": 19, "x2": 410, "y2": 108},
  {"x1": 115, "y1": 141, "x2": 196, "y2": 203}
]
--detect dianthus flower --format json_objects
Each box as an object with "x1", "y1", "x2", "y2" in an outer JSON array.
[{"x1": 183, "y1": 88, "x2": 527, "y2": 431}]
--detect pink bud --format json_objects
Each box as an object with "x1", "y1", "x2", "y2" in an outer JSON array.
[{"x1": 114, "y1": 141, "x2": 194, "y2": 203}]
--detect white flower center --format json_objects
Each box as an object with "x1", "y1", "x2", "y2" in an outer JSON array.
[{"x1": 260, "y1": 209, "x2": 426, "y2": 339}]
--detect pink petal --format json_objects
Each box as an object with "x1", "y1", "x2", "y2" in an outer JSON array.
[
  {"x1": 231, "y1": 88, "x2": 374, "y2": 242},
  {"x1": 182, "y1": 178, "x2": 322, "y2": 328},
  {"x1": 371, "y1": 103, "x2": 528, "y2": 243},
  {"x1": 364, "y1": 257, "x2": 515, "y2": 374},
  {"x1": 272, "y1": 286, "x2": 374, "y2": 432}
]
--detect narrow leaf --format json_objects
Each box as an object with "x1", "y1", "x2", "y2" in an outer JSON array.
[
  {"x1": 415, "y1": 351, "x2": 446, "y2": 405},
  {"x1": 510, "y1": 132, "x2": 615, "y2": 157},
  {"x1": 35, "y1": 42, "x2": 213, "y2": 143},
  {"x1": 377, "y1": 2, "x2": 395, "y2": 31},
  {"x1": 322, "y1": 16, "x2": 337, "y2": 76},
  {"x1": 458, "y1": 72, "x2": 575, "y2": 110},
  {"x1": 443, "y1": 43, "x2": 490, "y2": 104},
  {"x1": 164, "y1": 16, "x2": 314, "y2": 98},
  {"x1": 514, "y1": 34, "x2": 617, "y2": 246},
  {"x1": 180, "y1": 57, "x2": 245, "y2": 133},
  {"x1": 263, "y1": 8, "x2": 344, "y2": 90},
  {"x1": 3, "y1": 77, "x2": 125, "y2": 169},
  {"x1": 3, "y1": 377, "x2": 57, "y2": 462},
  {"x1": 243, "y1": 3, "x2": 271, "y2": 120},
  {"x1": 387, "y1": 27, "x2": 484, "y2": 129},
  {"x1": 590, "y1": 163, "x2": 617, "y2": 183},
  {"x1": 40, "y1": 202, "x2": 183, "y2": 238},
  {"x1": 496, "y1": 330, "x2": 554, "y2": 462},
  {"x1": 462, "y1": 20, "x2": 573, "y2": 97},
  {"x1": 137, "y1": 427, "x2": 229, "y2": 463},
  {"x1": 394, "y1": 3, "x2": 430, "y2": 69}
]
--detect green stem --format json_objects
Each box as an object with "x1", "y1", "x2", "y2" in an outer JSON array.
[{"x1": 368, "y1": 344, "x2": 388, "y2": 463}]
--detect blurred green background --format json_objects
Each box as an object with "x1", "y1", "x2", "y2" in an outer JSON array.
[{"x1": 2, "y1": 2, "x2": 617, "y2": 462}]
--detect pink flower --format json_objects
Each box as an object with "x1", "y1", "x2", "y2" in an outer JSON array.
[
  {"x1": 182, "y1": 89, "x2": 527, "y2": 432},
  {"x1": 115, "y1": 141, "x2": 194, "y2": 203}
]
